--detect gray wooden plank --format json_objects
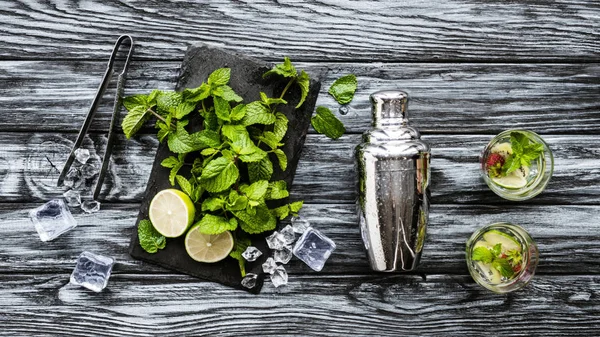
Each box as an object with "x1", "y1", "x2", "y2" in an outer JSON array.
[
  {"x1": 1, "y1": 0, "x2": 599, "y2": 61},
  {"x1": 0, "y1": 132, "x2": 598, "y2": 205},
  {"x1": 1, "y1": 61, "x2": 599, "y2": 134},
  {"x1": 0, "y1": 273, "x2": 598, "y2": 336},
  {"x1": 1, "y1": 203, "x2": 598, "y2": 275}
]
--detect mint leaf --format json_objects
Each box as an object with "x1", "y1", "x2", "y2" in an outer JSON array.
[
  {"x1": 230, "y1": 104, "x2": 247, "y2": 121},
  {"x1": 241, "y1": 180, "x2": 269, "y2": 201},
  {"x1": 273, "y1": 112, "x2": 288, "y2": 142},
  {"x1": 266, "y1": 181, "x2": 289, "y2": 200},
  {"x1": 271, "y1": 205, "x2": 290, "y2": 220},
  {"x1": 248, "y1": 157, "x2": 273, "y2": 183},
  {"x1": 234, "y1": 204, "x2": 277, "y2": 234},
  {"x1": 289, "y1": 200, "x2": 303, "y2": 214},
  {"x1": 241, "y1": 101, "x2": 276, "y2": 126},
  {"x1": 226, "y1": 194, "x2": 248, "y2": 212},
  {"x1": 156, "y1": 91, "x2": 182, "y2": 116},
  {"x1": 123, "y1": 94, "x2": 151, "y2": 111},
  {"x1": 493, "y1": 258, "x2": 515, "y2": 278},
  {"x1": 506, "y1": 249, "x2": 523, "y2": 266},
  {"x1": 472, "y1": 247, "x2": 494, "y2": 263},
  {"x1": 175, "y1": 101, "x2": 196, "y2": 119},
  {"x1": 175, "y1": 175, "x2": 193, "y2": 197},
  {"x1": 239, "y1": 149, "x2": 267, "y2": 163},
  {"x1": 193, "y1": 129, "x2": 221, "y2": 149},
  {"x1": 273, "y1": 149, "x2": 287, "y2": 171},
  {"x1": 201, "y1": 108, "x2": 219, "y2": 132},
  {"x1": 201, "y1": 148, "x2": 219, "y2": 156},
  {"x1": 296, "y1": 70, "x2": 310, "y2": 108},
  {"x1": 229, "y1": 233, "x2": 251, "y2": 277},
  {"x1": 195, "y1": 214, "x2": 238, "y2": 235},
  {"x1": 182, "y1": 83, "x2": 211, "y2": 103},
  {"x1": 258, "y1": 131, "x2": 283, "y2": 150},
  {"x1": 311, "y1": 106, "x2": 346, "y2": 140},
  {"x1": 160, "y1": 156, "x2": 179, "y2": 168},
  {"x1": 199, "y1": 156, "x2": 239, "y2": 193},
  {"x1": 492, "y1": 243, "x2": 502, "y2": 257},
  {"x1": 138, "y1": 219, "x2": 166, "y2": 254},
  {"x1": 122, "y1": 106, "x2": 151, "y2": 139},
  {"x1": 202, "y1": 197, "x2": 225, "y2": 212},
  {"x1": 215, "y1": 85, "x2": 243, "y2": 103},
  {"x1": 168, "y1": 122, "x2": 218, "y2": 153},
  {"x1": 213, "y1": 96, "x2": 231, "y2": 122},
  {"x1": 328, "y1": 74, "x2": 357, "y2": 105},
  {"x1": 208, "y1": 68, "x2": 231, "y2": 87},
  {"x1": 263, "y1": 56, "x2": 297, "y2": 79}
]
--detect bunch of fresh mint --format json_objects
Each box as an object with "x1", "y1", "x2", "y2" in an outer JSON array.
[
  {"x1": 122, "y1": 58, "x2": 353, "y2": 276},
  {"x1": 501, "y1": 132, "x2": 544, "y2": 175}
]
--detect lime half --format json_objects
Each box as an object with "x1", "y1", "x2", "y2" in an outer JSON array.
[
  {"x1": 492, "y1": 166, "x2": 529, "y2": 189},
  {"x1": 149, "y1": 189, "x2": 195, "y2": 238},
  {"x1": 185, "y1": 226, "x2": 234, "y2": 263},
  {"x1": 483, "y1": 230, "x2": 521, "y2": 252}
]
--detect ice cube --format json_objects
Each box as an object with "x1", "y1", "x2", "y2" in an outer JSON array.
[
  {"x1": 270, "y1": 265, "x2": 288, "y2": 288},
  {"x1": 64, "y1": 168, "x2": 84, "y2": 190},
  {"x1": 274, "y1": 245, "x2": 293, "y2": 264},
  {"x1": 293, "y1": 227, "x2": 336, "y2": 272},
  {"x1": 266, "y1": 231, "x2": 285, "y2": 250},
  {"x1": 280, "y1": 225, "x2": 296, "y2": 245},
  {"x1": 81, "y1": 200, "x2": 101, "y2": 214},
  {"x1": 29, "y1": 199, "x2": 77, "y2": 242},
  {"x1": 242, "y1": 246, "x2": 262, "y2": 262},
  {"x1": 70, "y1": 251, "x2": 115, "y2": 292},
  {"x1": 291, "y1": 215, "x2": 310, "y2": 234},
  {"x1": 63, "y1": 189, "x2": 81, "y2": 207},
  {"x1": 241, "y1": 273, "x2": 258, "y2": 289},
  {"x1": 74, "y1": 148, "x2": 91, "y2": 164},
  {"x1": 81, "y1": 155, "x2": 101, "y2": 179},
  {"x1": 262, "y1": 257, "x2": 277, "y2": 274}
]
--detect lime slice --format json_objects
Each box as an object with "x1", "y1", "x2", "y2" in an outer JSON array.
[
  {"x1": 185, "y1": 226, "x2": 234, "y2": 263},
  {"x1": 149, "y1": 189, "x2": 195, "y2": 238},
  {"x1": 491, "y1": 142, "x2": 513, "y2": 158},
  {"x1": 483, "y1": 229, "x2": 521, "y2": 252},
  {"x1": 491, "y1": 165, "x2": 529, "y2": 189}
]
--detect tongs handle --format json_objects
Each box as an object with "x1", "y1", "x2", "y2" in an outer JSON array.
[{"x1": 58, "y1": 35, "x2": 134, "y2": 199}]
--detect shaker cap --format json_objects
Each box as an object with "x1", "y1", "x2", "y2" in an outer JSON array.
[{"x1": 370, "y1": 90, "x2": 409, "y2": 127}]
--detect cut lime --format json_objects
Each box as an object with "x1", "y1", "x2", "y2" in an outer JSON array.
[
  {"x1": 185, "y1": 225, "x2": 234, "y2": 263},
  {"x1": 483, "y1": 230, "x2": 521, "y2": 252},
  {"x1": 491, "y1": 142, "x2": 513, "y2": 158},
  {"x1": 149, "y1": 189, "x2": 195, "y2": 238},
  {"x1": 491, "y1": 166, "x2": 529, "y2": 189}
]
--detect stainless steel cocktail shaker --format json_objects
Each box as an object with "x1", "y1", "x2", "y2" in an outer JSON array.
[{"x1": 355, "y1": 90, "x2": 430, "y2": 272}]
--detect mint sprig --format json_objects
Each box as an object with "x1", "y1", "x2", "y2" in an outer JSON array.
[
  {"x1": 472, "y1": 242, "x2": 523, "y2": 279},
  {"x1": 124, "y1": 59, "x2": 312, "y2": 275},
  {"x1": 502, "y1": 132, "x2": 544, "y2": 175}
]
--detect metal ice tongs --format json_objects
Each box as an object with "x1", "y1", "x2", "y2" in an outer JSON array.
[{"x1": 57, "y1": 35, "x2": 134, "y2": 199}]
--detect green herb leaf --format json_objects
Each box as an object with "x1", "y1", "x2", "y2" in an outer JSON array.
[
  {"x1": 502, "y1": 132, "x2": 545, "y2": 175},
  {"x1": 493, "y1": 258, "x2": 515, "y2": 278},
  {"x1": 212, "y1": 85, "x2": 243, "y2": 103},
  {"x1": 241, "y1": 180, "x2": 269, "y2": 201},
  {"x1": 266, "y1": 181, "x2": 289, "y2": 200},
  {"x1": 241, "y1": 101, "x2": 276, "y2": 126},
  {"x1": 199, "y1": 156, "x2": 239, "y2": 193},
  {"x1": 230, "y1": 104, "x2": 247, "y2": 121},
  {"x1": 182, "y1": 83, "x2": 211, "y2": 103},
  {"x1": 248, "y1": 156, "x2": 273, "y2": 183},
  {"x1": 328, "y1": 74, "x2": 357, "y2": 105},
  {"x1": 201, "y1": 197, "x2": 225, "y2": 212},
  {"x1": 195, "y1": 214, "x2": 238, "y2": 235},
  {"x1": 506, "y1": 249, "x2": 523, "y2": 267},
  {"x1": 492, "y1": 243, "x2": 502, "y2": 257},
  {"x1": 289, "y1": 200, "x2": 304, "y2": 214},
  {"x1": 168, "y1": 122, "x2": 219, "y2": 154},
  {"x1": 271, "y1": 205, "x2": 290, "y2": 220},
  {"x1": 234, "y1": 204, "x2": 277, "y2": 234},
  {"x1": 208, "y1": 68, "x2": 231, "y2": 87},
  {"x1": 273, "y1": 112, "x2": 288, "y2": 142},
  {"x1": 213, "y1": 96, "x2": 231, "y2": 122},
  {"x1": 311, "y1": 106, "x2": 346, "y2": 140},
  {"x1": 175, "y1": 101, "x2": 196, "y2": 119},
  {"x1": 263, "y1": 56, "x2": 297, "y2": 79},
  {"x1": 175, "y1": 175, "x2": 193, "y2": 197},
  {"x1": 122, "y1": 106, "x2": 151, "y2": 139},
  {"x1": 229, "y1": 233, "x2": 251, "y2": 277},
  {"x1": 472, "y1": 247, "x2": 494, "y2": 263},
  {"x1": 138, "y1": 219, "x2": 166, "y2": 254},
  {"x1": 273, "y1": 148, "x2": 288, "y2": 171},
  {"x1": 160, "y1": 156, "x2": 179, "y2": 168},
  {"x1": 296, "y1": 70, "x2": 310, "y2": 108},
  {"x1": 156, "y1": 91, "x2": 182, "y2": 116},
  {"x1": 123, "y1": 94, "x2": 151, "y2": 111}
]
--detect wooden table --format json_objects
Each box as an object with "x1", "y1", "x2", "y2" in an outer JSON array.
[{"x1": 1, "y1": 1, "x2": 599, "y2": 335}]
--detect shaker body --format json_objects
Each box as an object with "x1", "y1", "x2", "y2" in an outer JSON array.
[{"x1": 356, "y1": 140, "x2": 430, "y2": 272}]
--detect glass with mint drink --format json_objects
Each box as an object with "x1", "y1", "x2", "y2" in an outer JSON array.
[
  {"x1": 466, "y1": 223, "x2": 539, "y2": 293},
  {"x1": 480, "y1": 130, "x2": 553, "y2": 201}
]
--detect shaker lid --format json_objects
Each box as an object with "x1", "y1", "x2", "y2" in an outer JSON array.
[{"x1": 370, "y1": 90, "x2": 409, "y2": 127}]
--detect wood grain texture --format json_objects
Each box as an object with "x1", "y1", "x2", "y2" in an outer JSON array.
[
  {"x1": 1, "y1": 60, "x2": 599, "y2": 134},
  {"x1": 1, "y1": 0, "x2": 599, "y2": 61},
  {"x1": 0, "y1": 132, "x2": 598, "y2": 204},
  {"x1": 0, "y1": 273, "x2": 598, "y2": 336},
  {"x1": 2, "y1": 202, "x2": 598, "y2": 275}
]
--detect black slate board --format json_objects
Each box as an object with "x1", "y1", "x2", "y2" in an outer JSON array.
[{"x1": 129, "y1": 44, "x2": 322, "y2": 293}]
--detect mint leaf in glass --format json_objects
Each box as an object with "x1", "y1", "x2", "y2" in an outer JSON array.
[{"x1": 472, "y1": 247, "x2": 494, "y2": 263}]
